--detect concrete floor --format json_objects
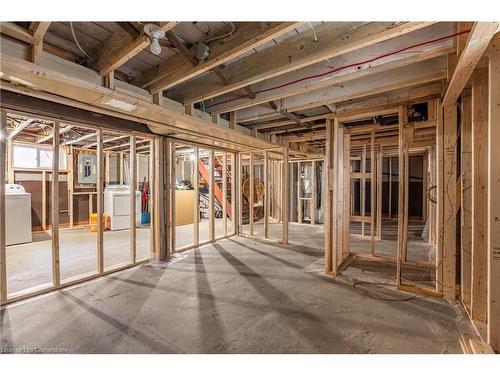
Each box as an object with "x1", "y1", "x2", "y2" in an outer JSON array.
[
  {"x1": 6, "y1": 226, "x2": 152, "y2": 295},
  {"x1": 0, "y1": 229, "x2": 473, "y2": 353},
  {"x1": 176, "y1": 218, "x2": 234, "y2": 249}
]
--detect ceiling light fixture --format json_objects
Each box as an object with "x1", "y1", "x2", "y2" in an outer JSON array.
[{"x1": 143, "y1": 23, "x2": 166, "y2": 55}]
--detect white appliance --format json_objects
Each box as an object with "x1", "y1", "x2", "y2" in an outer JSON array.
[
  {"x1": 5, "y1": 184, "x2": 32, "y2": 245},
  {"x1": 104, "y1": 186, "x2": 141, "y2": 231}
]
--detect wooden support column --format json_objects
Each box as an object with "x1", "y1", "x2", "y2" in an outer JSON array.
[
  {"x1": 104, "y1": 71, "x2": 115, "y2": 90},
  {"x1": 96, "y1": 129, "x2": 104, "y2": 273},
  {"x1": 377, "y1": 144, "x2": 383, "y2": 240},
  {"x1": 222, "y1": 152, "x2": 228, "y2": 237},
  {"x1": 487, "y1": 38, "x2": 500, "y2": 352},
  {"x1": 208, "y1": 149, "x2": 215, "y2": 241},
  {"x1": 461, "y1": 88, "x2": 473, "y2": 309},
  {"x1": 388, "y1": 157, "x2": 392, "y2": 219},
  {"x1": 297, "y1": 162, "x2": 302, "y2": 224},
  {"x1": 229, "y1": 111, "x2": 236, "y2": 130},
  {"x1": 282, "y1": 145, "x2": 289, "y2": 244},
  {"x1": 333, "y1": 119, "x2": 346, "y2": 266},
  {"x1": 237, "y1": 153, "x2": 243, "y2": 235},
  {"x1": 370, "y1": 131, "x2": 376, "y2": 254},
  {"x1": 230, "y1": 153, "x2": 237, "y2": 235},
  {"x1": 129, "y1": 136, "x2": 137, "y2": 263},
  {"x1": 249, "y1": 152, "x2": 254, "y2": 236},
  {"x1": 436, "y1": 99, "x2": 444, "y2": 291},
  {"x1": 441, "y1": 104, "x2": 458, "y2": 299},
  {"x1": 156, "y1": 137, "x2": 169, "y2": 261},
  {"x1": 119, "y1": 152, "x2": 124, "y2": 185},
  {"x1": 7, "y1": 140, "x2": 14, "y2": 184},
  {"x1": 149, "y1": 141, "x2": 155, "y2": 256},
  {"x1": 471, "y1": 68, "x2": 488, "y2": 322},
  {"x1": 396, "y1": 106, "x2": 406, "y2": 286},
  {"x1": 193, "y1": 147, "x2": 199, "y2": 246},
  {"x1": 325, "y1": 120, "x2": 334, "y2": 273},
  {"x1": 169, "y1": 141, "x2": 176, "y2": 251},
  {"x1": 264, "y1": 151, "x2": 269, "y2": 238},
  {"x1": 343, "y1": 132, "x2": 351, "y2": 260},
  {"x1": 105, "y1": 151, "x2": 110, "y2": 185},
  {"x1": 311, "y1": 161, "x2": 316, "y2": 225},
  {"x1": 0, "y1": 111, "x2": 7, "y2": 301},
  {"x1": 52, "y1": 121, "x2": 61, "y2": 286},
  {"x1": 361, "y1": 145, "x2": 366, "y2": 236},
  {"x1": 42, "y1": 171, "x2": 47, "y2": 231}
]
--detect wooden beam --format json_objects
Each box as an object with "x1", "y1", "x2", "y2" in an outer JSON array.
[
  {"x1": 442, "y1": 22, "x2": 499, "y2": 107},
  {"x1": 324, "y1": 120, "x2": 334, "y2": 273},
  {"x1": 37, "y1": 125, "x2": 73, "y2": 144},
  {"x1": 51, "y1": 121, "x2": 61, "y2": 286},
  {"x1": 30, "y1": 22, "x2": 51, "y2": 43},
  {"x1": 0, "y1": 22, "x2": 34, "y2": 44},
  {"x1": 396, "y1": 106, "x2": 406, "y2": 286},
  {"x1": 97, "y1": 22, "x2": 177, "y2": 77},
  {"x1": 146, "y1": 22, "x2": 301, "y2": 93},
  {"x1": 487, "y1": 37, "x2": 500, "y2": 352},
  {"x1": 209, "y1": 149, "x2": 215, "y2": 241},
  {"x1": 178, "y1": 22, "x2": 435, "y2": 105},
  {"x1": 8, "y1": 118, "x2": 34, "y2": 139},
  {"x1": 62, "y1": 132, "x2": 95, "y2": 146}
]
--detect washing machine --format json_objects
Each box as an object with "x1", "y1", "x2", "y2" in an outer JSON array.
[
  {"x1": 104, "y1": 186, "x2": 141, "y2": 231},
  {"x1": 5, "y1": 184, "x2": 32, "y2": 245}
]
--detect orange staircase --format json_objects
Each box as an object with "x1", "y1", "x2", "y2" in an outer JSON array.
[{"x1": 198, "y1": 159, "x2": 232, "y2": 219}]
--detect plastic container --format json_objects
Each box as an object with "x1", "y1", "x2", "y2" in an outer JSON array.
[{"x1": 141, "y1": 212, "x2": 150, "y2": 225}]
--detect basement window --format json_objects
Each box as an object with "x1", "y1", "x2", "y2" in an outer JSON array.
[{"x1": 13, "y1": 144, "x2": 67, "y2": 170}]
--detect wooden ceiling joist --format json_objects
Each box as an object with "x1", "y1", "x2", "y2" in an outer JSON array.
[
  {"x1": 144, "y1": 22, "x2": 301, "y2": 93},
  {"x1": 30, "y1": 22, "x2": 51, "y2": 43},
  {"x1": 8, "y1": 118, "x2": 34, "y2": 139},
  {"x1": 175, "y1": 22, "x2": 435, "y2": 106},
  {"x1": 96, "y1": 22, "x2": 178, "y2": 77},
  {"x1": 442, "y1": 21, "x2": 499, "y2": 107},
  {"x1": 37, "y1": 125, "x2": 73, "y2": 144}
]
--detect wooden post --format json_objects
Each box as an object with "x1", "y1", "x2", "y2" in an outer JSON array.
[
  {"x1": 343, "y1": 132, "x2": 351, "y2": 261},
  {"x1": 461, "y1": 88, "x2": 473, "y2": 310},
  {"x1": 149, "y1": 141, "x2": 155, "y2": 257},
  {"x1": 119, "y1": 152, "x2": 124, "y2": 185},
  {"x1": 249, "y1": 152, "x2": 254, "y2": 236},
  {"x1": 282, "y1": 145, "x2": 289, "y2": 244},
  {"x1": 129, "y1": 135, "x2": 136, "y2": 263},
  {"x1": 222, "y1": 152, "x2": 228, "y2": 237},
  {"x1": 325, "y1": 120, "x2": 334, "y2": 273},
  {"x1": 105, "y1": 151, "x2": 110, "y2": 185},
  {"x1": 311, "y1": 161, "x2": 316, "y2": 225},
  {"x1": 52, "y1": 121, "x2": 61, "y2": 286},
  {"x1": 42, "y1": 170, "x2": 47, "y2": 231},
  {"x1": 396, "y1": 106, "x2": 405, "y2": 286},
  {"x1": 377, "y1": 144, "x2": 383, "y2": 240},
  {"x1": 0, "y1": 111, "x2": 7, "y2": 301},
  {"x1": 487, "y1": 38, "x2": 500, "y2": 352},
  {"x1": 333, "y1": 119, "x2": 345, "y2": 266},
  {"x1": 193, "y1": 147, "x2": 199, "y2": 246},
  {"x1": 7, "y1": 140, "x2": 13, "y2": 184},
  {"x1": 471, "y1": 68, "x2": 488, "y2": 322},
  {"x1": 441, "y1": 104, "x2": 458, "y2": 299},
  {"x1": 208, "y1": 149, "x2": 215, "y2": 241},
  {"x1": 297, "y1": 162, "x2": 302, "y2": 224},
  {"x1": 169, "y1": 141, "x2": 176, "y2": 251},
  {"x1": 154, "y1": 137, "x2": 168, "y2": 261},
  {"x1": 230, "y1": 153, "x2": 236, "y2": 235},
  {"x1": 388, "y1": 156, "x2": 392, "y2": 219},
  {"x1": 436, "y1": 99, "x2": 444, "y2": 292},
  {"x1": 237, "y1": 153, "x2": 243, "y2": 235},
  {"x1": 264, "y1": 151, "x2": 269, "y2": 238},
  {"x1": 370, "y1": 131, "x2": 376, "y2": 254},
  {"x1": 361, "y1": 145, "x2": 366, "y2": 236},
  {"x1": 96, "y1": 129, "x2": 104, "y2": 273}
]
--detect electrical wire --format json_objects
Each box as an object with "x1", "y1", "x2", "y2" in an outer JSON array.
[
  {"x1": 205, "y1": 22, "x2": 236, "y2": 43},
  {"x1": 205, "y1": 29, "x2": 472, "y2": 109},
  {"x1": 69, "y1": 22, "x2": 94, "y2": 62}
]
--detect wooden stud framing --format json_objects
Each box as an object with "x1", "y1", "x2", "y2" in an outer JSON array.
[
  {"x1": 441, "y1": 104, "x2": 458, "y2": 299},
  {"x1": 96, "y1": 129, "x2": 104, "y2": 273},
  {"x1": 396, "y1": 106, "x2": 405, "y2": 286},
  {"x1": 264, "y1": 151, "x2": 269, "y2": 238},
  {"x1": 149, "y1": 141, "x2": 155, "y2": 257},
  {"x1": 230, "y1": 153, "x2": 237, "y2": 235},
  {"x1": 129, "y1": 135, "x2": 136, "y2": 263},
  {"x1": 169, "y1": 140, "x2": 176, "y2": 253},
  {"x1": 154, "y1": 137, "x2": 168, "y2": 261},
  {"x1": 0, "y1": 111, "x2": 7, "y2": 301},
  {"x1": 51, "y1": 121, "x2": 61, "y2": 286},
  {"x1": 377, "y1": 144, "x2": 383, "y2": 239},
  {"x1": 209, "y1": 149, "x2": 215, "y2": 241},
  {"x1": 222, "y1": 152, "x2": 228, "y2": 237},
  {"x1": 282, "y1": 145, "x2": 289, "y2": 244},
  {"x1": 361, "y1": 145, "x2": 366, "y2": 236},
  {"x1": 297, "y1": 162, "x2": 302, "y2": 224},
  {"x1": 193, "y1": 146, "x2": 200, "y2": 246},
  {"x1": 237, "y1": 153, "x2": 243, "y2": 235},
  {"x1": 42, "y1": 170, "x2": 47, "y2": 231},
  {"x1": 487, "y1": 38, "x2": 500, "y2": 352},
  {"x1": 460, "y1": 88, "x2": 472, "y2": 310},
  {"x1": 325, "y1": 120, "x2": 334, "y2": 273},
  {"x1": 343, "y1": 132, "x2": 351, "y2": 261},
  {"x1": 370, "y1": 131, "x2": 376, "y2": 254},
  {"x1": 249, "y1": 152, "x2": 254, "y2": 236}
]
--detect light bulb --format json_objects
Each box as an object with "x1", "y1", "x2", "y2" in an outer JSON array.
[{"x1": 150, "y1": 38, "x2": 162, "y2": 55}]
